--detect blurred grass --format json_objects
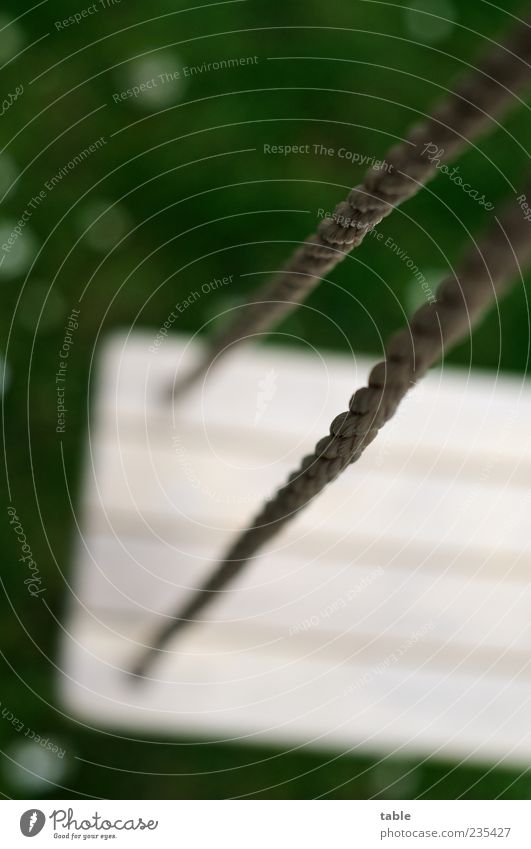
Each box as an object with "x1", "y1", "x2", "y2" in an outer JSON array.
[{"x1": 1, "y1": 0, "x2": 530, "y2": 799}]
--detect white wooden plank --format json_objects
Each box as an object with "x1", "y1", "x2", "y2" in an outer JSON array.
[
  {"x1": 74, "y1": 532, "x2": 531, "y2": 655},
  {"x1": 60, "y1": 614, "x2": 531, "y2": 765},
  {"x1": 83, "y1": 436, "x2": 531, "y2": 553},
  {"x1": 99, "y1": 332, "x2": 531, "y2": 458}
]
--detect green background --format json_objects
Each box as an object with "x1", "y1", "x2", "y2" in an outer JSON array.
[{"x1": 1, "y1": 0, "x2": 530, "y2": 799}]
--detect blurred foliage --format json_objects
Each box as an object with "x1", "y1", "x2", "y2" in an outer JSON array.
[{"x1": 1, "y1": 0, "x2": 530, "y2": 799}]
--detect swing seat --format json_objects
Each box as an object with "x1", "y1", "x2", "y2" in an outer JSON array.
[{"x1": 60, "y1": 331, "x2": 531, "y2": 765}]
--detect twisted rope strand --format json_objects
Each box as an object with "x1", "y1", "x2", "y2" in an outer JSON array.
[
  {"x1": 168, "y1": 15, "x2": 531, "y2": 399},
  {"x1": 132, "y1": 185, "x2": 531, "y2": 678}
]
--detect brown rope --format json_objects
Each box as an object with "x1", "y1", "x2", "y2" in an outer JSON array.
[
  {"x1": 168, "y1": 14, "x2": 531, "y2": 400},
  {"x1": 132, "y1": 185, "x2": 531, "y2": 678}
]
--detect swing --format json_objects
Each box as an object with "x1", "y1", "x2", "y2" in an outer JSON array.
[{"x1": 61, "y1": 17, "x2": 531, "y2": 765}]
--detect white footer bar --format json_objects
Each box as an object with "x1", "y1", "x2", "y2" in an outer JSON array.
[{"x1": 2, "y1": 800, "x2": 530, "y2": 847}]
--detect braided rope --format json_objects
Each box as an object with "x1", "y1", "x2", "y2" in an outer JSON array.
[
  {"x1": 133, "y1": 186, "x2": 531, "y2": 678},
  {"x1": 168, "y1": 14, "x2": 531, "y2": 400}
]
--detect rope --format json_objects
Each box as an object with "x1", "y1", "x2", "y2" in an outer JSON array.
[
  {"x1": 168, "y1": 14, "x2": 531, "y2": 400},
  {"x1": 132, "y1": 184, "x2": 531, "y2": 678}
]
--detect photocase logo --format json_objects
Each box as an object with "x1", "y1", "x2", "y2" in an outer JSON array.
[{"x1": 20, "y1": 809, "x2": 46, "y2": 837}]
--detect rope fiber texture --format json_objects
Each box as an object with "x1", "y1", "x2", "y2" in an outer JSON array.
[
  {"x1": 169, "y1": 15, "x2": 531, "y2": 399},
  {"x1": 133, "y1": 184, "x2": 531, "y2": 678}
]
